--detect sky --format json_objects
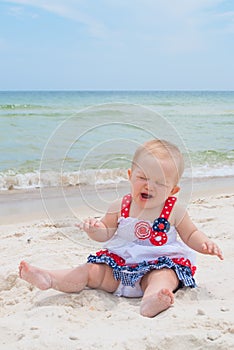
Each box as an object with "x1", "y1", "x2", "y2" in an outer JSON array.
[{"x1": 0, "y1": 0, "x2": 234, "y2": 90}]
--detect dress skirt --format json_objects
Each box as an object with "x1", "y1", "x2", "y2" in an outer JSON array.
[{"x1": 87, "y1": 249, "x2": 196, "y2": 288}]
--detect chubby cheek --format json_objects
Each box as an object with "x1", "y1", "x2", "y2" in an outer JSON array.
[
  {"x1": 157, "y1": 186, "x2": 170, "y2": 199},
  {"x1": 130, "y1": 179, "x2": 144, "y2": 194}
]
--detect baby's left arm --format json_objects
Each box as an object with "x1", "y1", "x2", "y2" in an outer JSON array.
[{"x1": 175, "y1": 209, "x2": 224, "y2": 260}]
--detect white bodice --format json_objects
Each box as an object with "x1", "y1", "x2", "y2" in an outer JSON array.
[{"x1": 105, "y1": 216, "x2": 196, "y2": 265}]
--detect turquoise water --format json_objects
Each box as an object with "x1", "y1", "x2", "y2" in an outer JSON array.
[{"x1": 0, "y1": 91, "x2": 233, "y2": 190}]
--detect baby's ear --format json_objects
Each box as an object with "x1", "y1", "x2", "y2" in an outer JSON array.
[
  {"x1": 171, "y1": 185, "x2": 180, "y2": 195},
  {"x1": 127, "y1": 169, "x2": 132, "y2": 179}
]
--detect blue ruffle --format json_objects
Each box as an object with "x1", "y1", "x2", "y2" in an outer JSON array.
[{"x1": 87, "y1": 254, "x2": 196, "y2": 288}]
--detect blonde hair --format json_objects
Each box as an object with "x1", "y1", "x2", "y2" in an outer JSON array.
[{"x1": 132, "y1": 139, "x2": 184, "y2": 182}]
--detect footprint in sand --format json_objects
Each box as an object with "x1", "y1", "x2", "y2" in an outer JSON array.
[{"x1": 0, "y1": 273, "x2": 18, "y2": 292}]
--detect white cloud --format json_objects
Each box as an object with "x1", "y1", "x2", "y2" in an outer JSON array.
[
  {"x1": 7, "y1": 5, "x2": 23, "y2": 17},
  {"x1": 127, "y1": 0, "x2": 232, "y2": 54},
  {"x1": 211, "y1": 10, "x2": 234, "y2": 33},
  {"x1": 3, "y1": 0, "x2": 233, "y2": 52},
  {"x1": 4, "y1": 0, "x2": 108, "y2": 38},
  {"x1": 7, "y1": 5, "x2": 38, "y2": 19}
]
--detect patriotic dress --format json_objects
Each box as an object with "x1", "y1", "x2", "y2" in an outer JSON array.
[{"x1": 87, "y1": 194, "x2": 196, "y2": 289}]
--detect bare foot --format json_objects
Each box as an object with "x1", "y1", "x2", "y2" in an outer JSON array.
[
  {"x1": 140, "y1": 288, "x2": 174, "y2": 317},
  {"x1": 19, "y1": 261, "x2": 52, "y2": 290}
]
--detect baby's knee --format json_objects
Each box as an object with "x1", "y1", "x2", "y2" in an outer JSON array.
[
  {"x1": 87, "y1": 263, "x2": 118, "y2": 292},
  {"x1": 86, "y1": 263, "x2": 107, "y2": 288}
]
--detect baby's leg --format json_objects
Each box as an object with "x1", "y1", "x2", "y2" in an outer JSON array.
[
  {"x1": 19, "y1": 261, "x2": 53, "y2": 290},
  {"x1": 140, "y1": 268, "x2": 179, "y2": 318},
  {"x1": 19, "y1": 261, "x2": 119, "y2": 293}
]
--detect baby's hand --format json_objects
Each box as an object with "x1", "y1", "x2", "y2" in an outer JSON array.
[
  {"x1": 76, "y1": 218, "x2": 101, "y2": 234},
  {"x1": 202, "y1": 240, "x2": 224, "y2": 260}
]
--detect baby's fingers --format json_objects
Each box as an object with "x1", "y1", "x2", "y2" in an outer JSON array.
[
  {"x1": 87, "y1": 218, "x2": 100, "y2": 228},
  {"x1": 83, "y1": 218, "x2": 92, "y2": 231},
  {"x1": 81, "y1": 218, "x2": 100, "y2": 231},
  {"x1": 215, "y1": 247, "x2": 224, "y2": 260},
  {"x1": 202, "y1": 242, "x2": 224, "y2": 260},
  {"x1": 75, "y1": 222, "x2": 83, "y2": 230}
]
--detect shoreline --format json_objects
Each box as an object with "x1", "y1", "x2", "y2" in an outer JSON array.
[{"x1": 0, "y1": 175, "x2": 233, "y2": 225}]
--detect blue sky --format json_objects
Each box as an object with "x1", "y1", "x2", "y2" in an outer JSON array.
[{"x1": 0, "y1": 0, "x2": 234, "y2": 90}]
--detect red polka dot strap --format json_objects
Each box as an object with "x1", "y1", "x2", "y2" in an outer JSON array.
[
  {"x1": 150, "y1": 196, "x2": 177, "y2": 246},
  {"x1": 120, "y1": 194, "x2": 176, "y2": 219},
  {"x1": 160, "y1": 196, "x2": 177, "y2": 220},
  {"x1": 121, "y1": 193, "x2": 132, "y2": 218}
]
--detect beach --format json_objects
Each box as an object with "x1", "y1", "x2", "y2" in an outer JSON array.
[
  {"x1": 0, "y1": 177, "x2": 233, "y2": 350},
  {"x1": 0, "y1": 90, "x2": 233, "y2": 349},
  {"x1": 1, "y1": 0, "x2": 234, "y2": 345}
]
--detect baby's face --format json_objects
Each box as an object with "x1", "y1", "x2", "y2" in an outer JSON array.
[{"x1": 129, "y1": 153, "x2": 178, "y2": 208}]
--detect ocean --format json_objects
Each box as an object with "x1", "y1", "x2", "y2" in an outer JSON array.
[{"x1": 0, "y1": 90, "x2": 233, "y2": 191}]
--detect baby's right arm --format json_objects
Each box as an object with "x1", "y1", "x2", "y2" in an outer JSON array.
[
  {"x1": 77, "y1": 199, "x2": 120, "y2": 242},
  {"x1": 78, "y1": 218, "x2": 110, "y2": 242}
]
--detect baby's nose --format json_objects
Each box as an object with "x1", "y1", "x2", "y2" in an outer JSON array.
[{"x1": 145, "y1": 179, "x2": 154, "y2": 190}]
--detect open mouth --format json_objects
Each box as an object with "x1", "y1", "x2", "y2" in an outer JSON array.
[{"x1": 141, "y1": 193, "x2": 153, "y2": 200}]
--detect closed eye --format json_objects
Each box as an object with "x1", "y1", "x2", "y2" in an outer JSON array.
[
  {"x1": 138, "y1": 176, "x2": 147, "y2": 180},
  {"x1": 155, "y1": 181, "x2": 168, "y2": 187}
]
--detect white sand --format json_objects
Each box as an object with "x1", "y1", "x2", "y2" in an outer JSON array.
[{"x1": 0, "y1": 182, "x2": 234, "y2": 349}]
